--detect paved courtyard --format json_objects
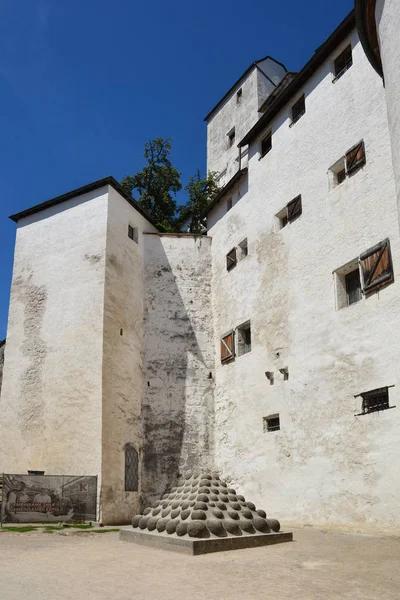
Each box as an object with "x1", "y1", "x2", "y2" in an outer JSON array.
[{"x1": 1, "y1": 526, "x2": 399, "y2": 599}]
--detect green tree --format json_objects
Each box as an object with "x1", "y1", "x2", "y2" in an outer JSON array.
[
  {"x1": 177, "y1": 170, "x2": 220, "y2": 234},
  {"x1": 121, "y1": 138, "x2": 182, "y2": 231}
]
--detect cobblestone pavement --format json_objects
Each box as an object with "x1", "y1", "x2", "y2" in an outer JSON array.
[{"x1": 1, "y1": 526, "x2": 399, "y2": 599}]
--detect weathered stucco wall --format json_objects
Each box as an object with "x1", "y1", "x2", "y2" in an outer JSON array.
[
  {"x1": 208, "y1": 31, "x2": 400, "y2": 533},
  {"x1": 141, "y1": 234, "x2": 215, "y2": 507},
  {"x1": 101, "y1": 187, "x2": 157, "y2": 524},
  {"x1": 375, "y1": 0, "x2": 400, "y2": 226},
  {"x1": 0, "y1": 189, "x2": 108, "y2": 481},
  {"x1": 0, "y1": 340, "x2": 5, "y2": 396}
]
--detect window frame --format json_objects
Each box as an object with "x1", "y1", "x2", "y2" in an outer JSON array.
[
  {"x1": 237, "y1": 320, "x2": 251, "y2": 356},
  {"x1": 290, "y1": 94, "x2": 305, "y2": 125},
  {"x1": 355, "y1": 386, "x2": 395, "y2": 416},
  {"x1": 226, "y1": 247, "x2": 237, "y2": 271},
  {"x1": 227, "y1": 127, "x2": 236, "y2": 148},
  {"x1": 260, "y1": 132, "x2": 272, "y2": 158},
  {"x1": 263, "y1": 414, "x2": 280, "y2": 432},
  {"x1": 333, "y1": 44, "x2": 353, "y2": 81}
]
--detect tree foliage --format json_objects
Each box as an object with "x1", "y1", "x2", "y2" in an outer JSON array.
[
  {"x1": 120, "y1": 137, "x2": 182, "y2": 231},
  {"x1": 177, "y1": 170, "x2": 220, "y2": 233},
  {"x1": 121, "y1": 137, "x2": 220, "y2": 233}
]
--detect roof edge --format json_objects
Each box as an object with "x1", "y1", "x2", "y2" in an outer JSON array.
[
  {"x1": 202, "y1": 167, "x2": 248, "y2": 217},
  {"x1": 354, "y1": 0, "x2": 383, "y2": 77},
  {"x1": 204, "y1": 55, "x2": 287, "y2": 122},
  {"x1": 9, "y1": 176, "x2": 159, "y2": 229},
  {"x1": 239, "y1": 10, "x2": 356, "y2": 147}
]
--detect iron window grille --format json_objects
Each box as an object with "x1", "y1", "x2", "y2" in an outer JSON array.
[
  {"x1": 355, "y1": 386, "x2": 395, "y2": 416},
  {"x1": 263, "y1": 415, "x2": 280, "y2": 432}
]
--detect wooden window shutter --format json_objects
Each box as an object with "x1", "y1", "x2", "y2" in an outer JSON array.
[
  {"x1": 221, "y1": 330, "x2": 235, "y2": 363},
  {"x1": 360, "y1": 238, "x2": 394, "y2": 294},
  {"x1": 226, "y1": 248, "x2": 237, "y2": 271},
  {"x1": 346, "y1": 141, "x2": 366, "y2": 174},
  {"x1": 287, "y1": 195, "x2": 302, "y2": 222}
]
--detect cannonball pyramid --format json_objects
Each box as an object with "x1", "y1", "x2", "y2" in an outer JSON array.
[{"x1": 132, "y1": 471, "x2": 281, "y2": 538}]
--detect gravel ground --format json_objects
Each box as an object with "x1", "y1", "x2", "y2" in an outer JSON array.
[{"x1": 1, "y1": 526, "x2": 399, "y2": 600}]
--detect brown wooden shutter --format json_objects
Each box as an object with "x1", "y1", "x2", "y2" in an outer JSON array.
[
  {"x1": 360, "y1": 238, "x2": 394, "y2": 294},
  {"x1": 221, "y1": 331, "x2": 235, "y2": 363},
  {"x1": 287, "y1": 195, "x2": 302, "y2": 222},
  {"x1": 346, "y1": 141, "x2": 365, "y2": 174},
  {"x1": 226, "y1": 248, "x2": 237, "y2": 271}
]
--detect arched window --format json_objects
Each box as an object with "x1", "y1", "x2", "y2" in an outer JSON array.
[{"x1": 124, "y1": 445, "x2": 139, "y2": 492}]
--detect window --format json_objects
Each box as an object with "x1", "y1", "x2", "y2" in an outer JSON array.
[
  {"x1": 227, "y1": 127, "x2": 235, "y2": 147},
  {"x1": 334, "y1": 45, "x2": 352, "y2": 80},
  {"x1": 128, "y1": 225, "x2": 138, "y2": 243},
  {"x1": 345, "y1": 269, "x2": 362, "y2": 305},
  {"x1": 277, "y1": 195, "x2": 302, "y2": 228},
  {"x1": 346, "y1": 141, "x2": 366, "y2": 175},
  {"x1": 335, "y1": 239, "x2": 393, "y2": 309},
  {"x1": 291, "y1": 95, "x2": 305, "y2": 125},
  {"x1": 236, "y1": 88, "x2": 242, "y2": 103},
  {"x1": 355, "y1": 387, "x2": 394, "y2": 415},
  {"x1": 260, "y1": 132, "x2": 272, "y2": 158},
  {"x1": 263, "y1": 415, "x2": 280, "y2": 432},
  {"x1": 226, "y1": 247, "x2": 237, "y2": 271},
  {"x1": 330, "y1": 141, "x2": 366, "y2": 187},
  {"x1": 221, "y1": 330, "x2": 235, "y2": 363},
  {"x1": 226, "y1": 197, "x2": 232, "y2": 212},
  {"x1": 125, "y1": 445, "x2": 139, "y2": 491},
  {"x1": 237, "y1": 321, "x2": 251, "y2": 356},
  {"x1": 238, "y1": 238, "x2": 248, "y2": 259},
  {"x1": 360, "y1": 238, "x2": 394, "y2": 295}
]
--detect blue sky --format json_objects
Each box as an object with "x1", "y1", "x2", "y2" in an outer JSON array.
[{"x1": 0, "y1": 0, "x2": 353, "y2": 339}]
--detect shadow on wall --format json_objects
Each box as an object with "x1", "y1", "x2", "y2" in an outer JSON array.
[{"x1": 141, "y1": 235, "x2": 214, "y2": 509}]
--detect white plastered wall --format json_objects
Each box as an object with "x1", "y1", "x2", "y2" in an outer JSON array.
[
  {"x1": 100, "y1": 187, "x2": 158, "y2": 524},
  {"x1": 141, "y1": 234, "x2": 215, "y2": 507},
  {"x1": 208, "y1": 31, "x2": 400, "y2": 533},
  {"x1": 0, "y1": 189, "x2": 109, "y2": 488}
]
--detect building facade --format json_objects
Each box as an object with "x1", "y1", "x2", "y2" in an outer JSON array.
[{"x1": 1, "y1": 9, "x2": 400, "y2": 530}]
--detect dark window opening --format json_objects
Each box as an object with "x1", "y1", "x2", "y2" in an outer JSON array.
[
  {"x1": 261, "y1": 132, "x2": 272, "y2": 157},
  {"x1": 334, "y1": 45, "x2": 353, "y2": 79},
  {"x1": 228, "y1": 128, "x2": 235, "y2": 147},
  {"x1": 291, "y1": 95, "x2": 305, "y2": 124},
  {"x1": 238, "y1": 238, "x2": 248, "y2": 258},
  {"x1": 337, "y1": 168, "x2": 346, "y2": 185},
  {"x1": 128, "y1": 225, "x2": 138, "y2": 243},
  {"x1": 357, "y1": 387, "x2": 393, "y2": 415},
  {"x1": 237, "y1": 321, "x2": 251, "y2": 356},
  {"x1": 227, "y1": 197, "x2": 232, "y2": 212},
  {"x1": 221, "y1": 330, "x2": 235, "y2": 363},
  {"x1": 236, "y1": 88, "x2": 242, "y2": 103},
  {"x1": 226, "y1": 247, "x2": 237, "y2": 271},
  {"x1": 345, "y1": 269, "x2": 362, "y2": 306},
  {"x1": 125, "y1": 445, "x2": 139, "y2": 491},
  {"x1": 263, "y1": 415, "x2": 280, "y2": 432}
]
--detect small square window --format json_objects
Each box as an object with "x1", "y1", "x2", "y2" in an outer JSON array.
[
  {"x1": 334, "y1": 45, "x2": 352, "y2": 79},
  {"x1": 263, "y1": 414, "x2": 280, "y2": 432},
  {"x1": 226, "y1": 248, "x2": 237, "y2": 271},
  {"x1": 227, "y1": 127, "x2": 235, "y2": 147},
  {"x1": 277, "y1": 195, "x2": 302, "y2": 228},
  {"x1": 335, "y1": 259, "x2": 361, "y2": 310},
  {"x1": 238, "y1": 238, "x2": 248, "y2": 259},
  {"x1": 261, "y1": 132, "x2": 272, "y2": 157},
  {"x1": 236, "y1": 88, "x2": 242, "y2": 103},
  {"x1": 128, "y1": 225, "x2": 138, "y2": 243},
  {"x1": 357, "y1": 387, "x2": 392, "y2": 415},
  {"x1": 237, "y1": 321, "x2": 251, "y2": 356},
  {"x1": 291, "y1": 95, "x2": 305, "y2": 124},
  {"x1": 227, "y1": 197, "x2": 232, "y2": 212}
]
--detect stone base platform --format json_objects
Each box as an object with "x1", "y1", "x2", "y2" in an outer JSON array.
[{"x1": 120, "y1": 528, "x2": 293, "y2": 555}]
